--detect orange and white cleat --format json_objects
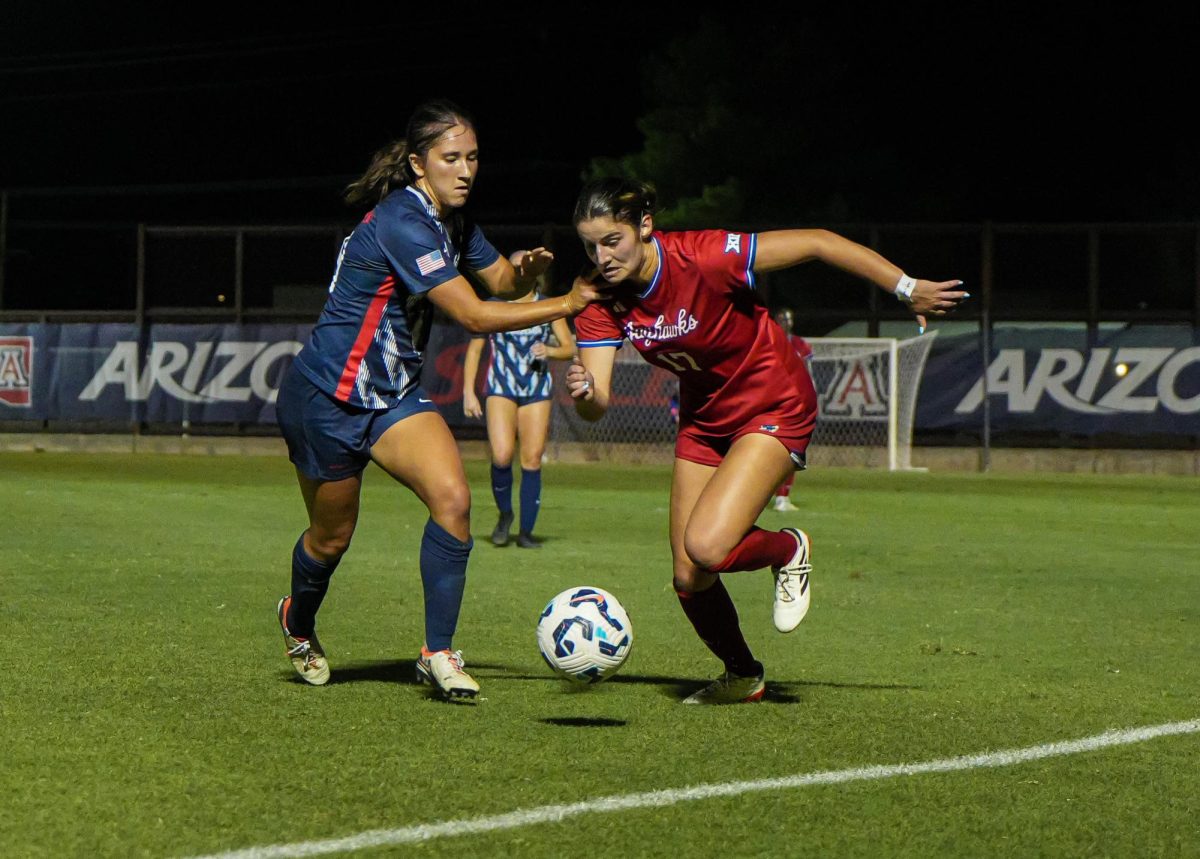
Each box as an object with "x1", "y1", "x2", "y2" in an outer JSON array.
[
  {"x1": 276, "y1": 596, "x2": 330, "y2": 686},
  {"x1": 416, "y1": 647, "x2": 480, "y2": 701}
]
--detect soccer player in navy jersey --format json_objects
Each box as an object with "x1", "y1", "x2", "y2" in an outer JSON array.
[
  {"x1": 461, "y1": 284, "x2": 576, "y2": 549},
  {"x1": 566, "y1": 178, "x2": 965, "y2": 703},
  {"x1": 274, "y1": 100, "x2": 605, "y2": 700}
]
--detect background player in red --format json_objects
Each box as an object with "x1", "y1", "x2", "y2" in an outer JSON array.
[
  {"x1": 770, "y1": 307, "x2": 812, "y2": 512},
  {"x1": 566, "y1": 178, "x2": 964, "y2": 703}
]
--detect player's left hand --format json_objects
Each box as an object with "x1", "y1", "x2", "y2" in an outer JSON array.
[
  {"x1": 531, "y1": 341, "x2": 548, "y2": 360},
  {"x1": 565, "y1": 358, "x2": 595, "y2": 400},
  {"x1": 910, "y1": 279, "x2": 969, "y2": 330}
]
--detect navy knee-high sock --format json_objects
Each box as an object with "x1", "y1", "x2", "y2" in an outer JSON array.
[
  {"x1": 519, "y1": 468, "x2": 542, "y2": 534},
  {"x1": 288, "y1": 534, "x2": 340, "y2": 638},
  {"x1": 491, "y1": 463, "x2": 513, "y2": 515},
  {"x1": 420, "y1": 518, "x2": 473, "y2": 652}
]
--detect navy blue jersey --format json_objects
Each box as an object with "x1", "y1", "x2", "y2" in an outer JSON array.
[
  {"x1": 485, "y1": 307, "x2": 554, "y2": 401},
  {"x1": 293, "y1": 185, "x2": 500, "y2": 408}
]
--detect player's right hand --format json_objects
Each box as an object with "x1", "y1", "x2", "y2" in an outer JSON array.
[
  {"x1": 463, "y1": 392, "x2": 483, "y2": 418},
  {"x1": 565, "y1": 359, "x2": 595, "y2": 401}
]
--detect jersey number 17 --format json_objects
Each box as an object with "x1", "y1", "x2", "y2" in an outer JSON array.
[{"x1": 656, "y1": 351, "x2": 701, "y2": 372}]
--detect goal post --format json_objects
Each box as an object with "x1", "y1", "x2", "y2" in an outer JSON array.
[
  {"x1": 804, "y1": 332, "x2": 938, "y2": 470},
  {"x1": 547, "y1": 332, "x2": 937, "y2": 470}
]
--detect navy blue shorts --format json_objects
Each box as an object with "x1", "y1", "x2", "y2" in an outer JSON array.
[{"x1": 277, "y1": 363, "x2": 438, "y2": 482}]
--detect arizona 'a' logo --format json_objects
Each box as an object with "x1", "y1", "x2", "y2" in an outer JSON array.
[
  {"x1": 821, "y1": 357, "x2": 888, "y2": 419},
  {"x1": 0, "y1": 336, "x2": 33, "y2": 407}
]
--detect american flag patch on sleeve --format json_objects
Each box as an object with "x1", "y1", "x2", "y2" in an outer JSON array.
[{"x1": 415, "y1": 249, "x2": 446, "y2": 276}]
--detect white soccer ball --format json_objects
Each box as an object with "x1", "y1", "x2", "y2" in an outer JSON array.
[{"x1": 536, "y1": 586, "x2": 633, "y2": 684}]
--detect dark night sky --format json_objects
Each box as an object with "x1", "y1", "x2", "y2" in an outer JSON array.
[{"x1": 2, "y1": 3, "x2": 1198, "y2": 226}]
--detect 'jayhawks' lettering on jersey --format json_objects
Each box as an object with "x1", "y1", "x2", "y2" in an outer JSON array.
[{"x1": 623, "y1": 309, "x2": 700, "y2": 347}]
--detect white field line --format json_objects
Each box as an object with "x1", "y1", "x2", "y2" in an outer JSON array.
[{"x1": 184, "y1": 718, "x2": 1200, "y2": 859}]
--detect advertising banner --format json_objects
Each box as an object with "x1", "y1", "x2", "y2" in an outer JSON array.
[
  {"x1": 0, "y1": 323, "x2": 308, "y2": 425},
  {"x1": 4, "y1": 322, "x2": 1197, "y2": 438},
  {"x1": 0, "y1": 321, "x2": 479, "y2": 427},
  {"x1": 918, "y1": 325, "x2": 1200, "y2": 435}
]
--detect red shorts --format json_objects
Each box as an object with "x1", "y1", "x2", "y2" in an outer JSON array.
[{"x1": 675, "y1": 413, "x2": 812, "y2": 469}]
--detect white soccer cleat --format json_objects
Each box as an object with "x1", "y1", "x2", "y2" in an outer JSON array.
[
  {"x1": 277, "y1": 596, "x2": 330, "y2": 686},
  {"x1": 772, "y1": 528, "x2": 812, "y2": 633},
  {"x1": 682, "y1": 669, "x2": 766, "y2": 704},
  {"x1": 772, "y1": 495, "x2": 799, "y2": 512},
  {"x1": 416, "y1": 648, "x2": 480, "y2": 700}
]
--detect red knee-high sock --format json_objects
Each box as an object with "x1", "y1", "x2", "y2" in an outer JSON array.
[
  {"x1": 776, "y1": 473, "x2": 795, "y2": 498},
  {"x1": 676, "y1": 579, "x2": 760, "y2": 676},
  {"x1": 709, "y1": 526, "x2": 797, "y2": 573}
]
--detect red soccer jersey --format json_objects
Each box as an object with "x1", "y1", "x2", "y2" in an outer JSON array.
[
  {"x1": 788, "y1": 333, "x2": 813, "y2": 363},
  {"x1": 575, "y1": 230, "x2": 817, "y2": 439}
]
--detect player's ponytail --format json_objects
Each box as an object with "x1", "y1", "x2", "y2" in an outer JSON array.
[
  {"x1": 344, "y1": 99, "x2": 477, "y2": 207},
  {"x1": 344, "y1": 139, "x2": 412, "y2": 207},
  {"x1": 573, "y1": 177, "x2": 658, "y2": 228}
]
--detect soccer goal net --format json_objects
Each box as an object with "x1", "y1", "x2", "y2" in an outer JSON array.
[
  {"x1": 804, "y1": 333, "x2": 938, "y2": 470},
  {"x1": 547, "y1": 333, "x2": 937, "y2": 469}
]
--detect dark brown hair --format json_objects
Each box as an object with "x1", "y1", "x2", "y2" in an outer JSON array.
[
  {"x1": 343, "y1": 99, "x2": 476, "y2": 207},
  {"x1": 572, "y1": 177, "x2": 658, "y2": 227}
]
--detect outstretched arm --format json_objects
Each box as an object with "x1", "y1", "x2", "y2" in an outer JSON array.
[
  {"x1": 754, "y1": 229, "x2": 967, "y2": 329},
  {"x1": 428, "y1": 273, "x2": 605, "y2": 335}
]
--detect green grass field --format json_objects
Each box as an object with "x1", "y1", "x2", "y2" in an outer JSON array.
[{"x1": 4, "y1": 452, "x2": 1199, "y2": 858}]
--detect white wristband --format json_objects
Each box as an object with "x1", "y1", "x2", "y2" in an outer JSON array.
[{"x1": 894, "y1": 274, "x2": 917, "y2": 304}]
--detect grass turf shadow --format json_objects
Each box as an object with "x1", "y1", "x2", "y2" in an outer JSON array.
[
  {"x1": 539, "y1": 717, "x2": 629, "y2": 727},
  {"x1": 476, "y1": 670, "x2": 913, "y2": 705},
  {"x1": 278, "y1": 658, "x2": 417, "y2": 686},
  {"x1": 289, "y1": 659, "x2": 524, "y2": 686},
  {"x1": 611, "y1": 673, "x2": 921, "y2": 704}
]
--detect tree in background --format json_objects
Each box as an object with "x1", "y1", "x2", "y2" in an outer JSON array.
[
  {"x1": 582, "y1": 15, "x2": 915, "y2": 228},
  {"x1": 583, "y1": 9, "x2": 1200, "y2": 228}
]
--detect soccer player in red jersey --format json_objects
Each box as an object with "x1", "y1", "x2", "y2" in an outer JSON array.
[
  {"x1": 770, "y1": 307, "x2": 812, "y2": 512},
  {"x1": 566, "y1": 178, "x2": 965, "y2": 703}
]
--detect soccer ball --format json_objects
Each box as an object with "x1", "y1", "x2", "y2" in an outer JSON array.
[{"x1": 536, "y1": 586, "x2": 633, "y2": 684}]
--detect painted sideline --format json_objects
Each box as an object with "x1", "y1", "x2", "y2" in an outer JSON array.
[{"x1": 183, "y1": 718, "x2": 1200, "y2": 859}]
